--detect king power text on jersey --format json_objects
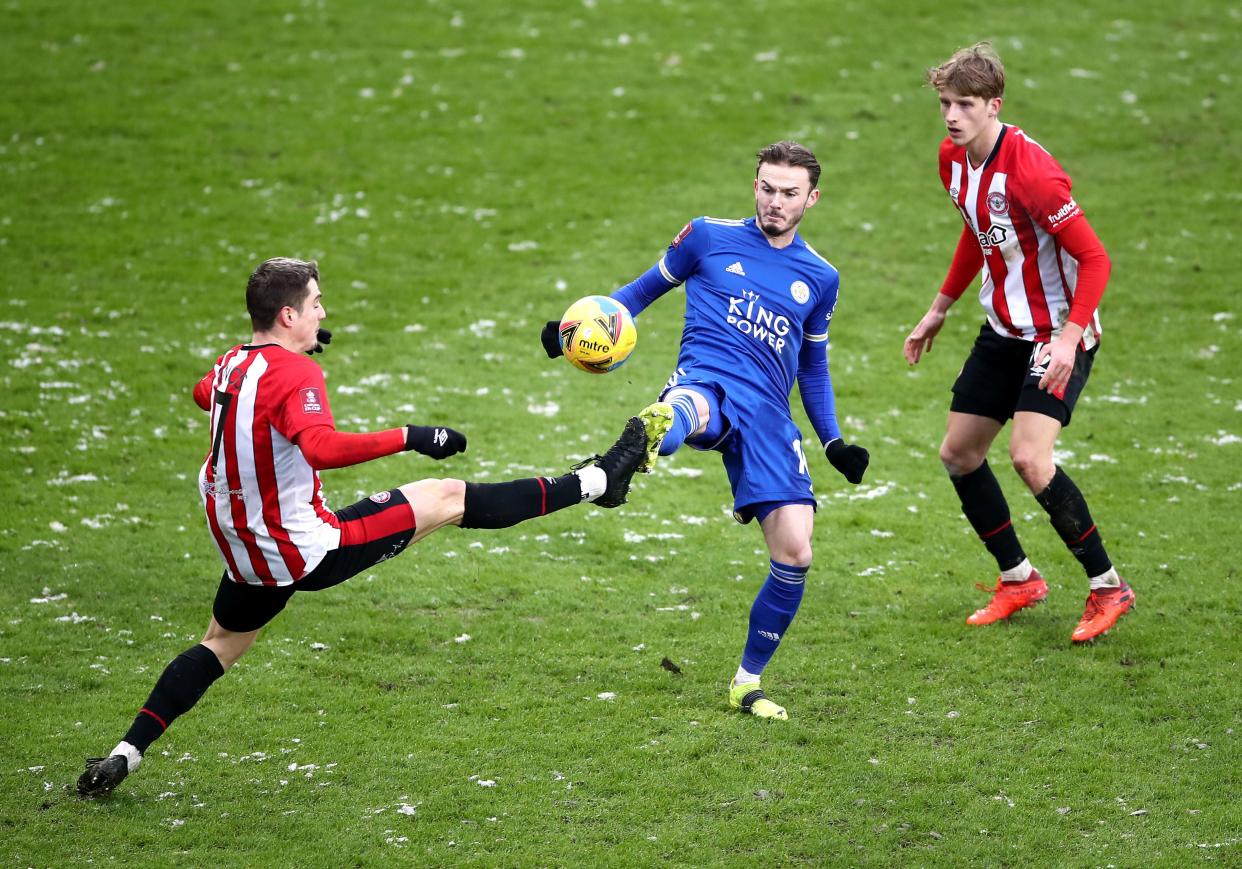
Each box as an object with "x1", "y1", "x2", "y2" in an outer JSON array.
[{"x1": 727, "y1": 295, "x2": 790, "y2": 354}]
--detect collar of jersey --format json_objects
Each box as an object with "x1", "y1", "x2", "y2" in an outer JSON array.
[{"x1": 967, "y1": 124, "x2": 1008, "y2": 173}]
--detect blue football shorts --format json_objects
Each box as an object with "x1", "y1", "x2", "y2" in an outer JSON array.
[{"x1": 661, "y1": 377, "x2": 816, "y2": 524}]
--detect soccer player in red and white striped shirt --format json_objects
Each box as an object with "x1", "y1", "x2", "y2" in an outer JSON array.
[
  {"x1": 78, "y1": 257, "x2": 652, "y2": 797},
  {"x1": 903, "y1": 43, "x2": 1135, "y2": 644}
]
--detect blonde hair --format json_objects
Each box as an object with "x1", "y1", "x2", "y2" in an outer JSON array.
[{"x1": 926, "y1": 42, "x2": 1005, "y2": 100}]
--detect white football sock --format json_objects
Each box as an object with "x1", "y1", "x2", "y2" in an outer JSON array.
[
  {"x1": 576, "y1": 466, "x2": 607, "y2": 502},
  {"x1": 1000, "y1": 558, "x2": 1034, "y2": 583},
  {"x1": 110, "y1": 740, "x2": 143, "y2": 772},
  {"x1": 733, "y1": 666, "x2": 761, "y2": 686},
  {"x1": 1089, "y1": 567, "x2": 1121, "y2": 590}
]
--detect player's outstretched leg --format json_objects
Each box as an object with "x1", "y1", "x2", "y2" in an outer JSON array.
[
  {"x1": 458, "y1": 416, "x2": 649, "y2": 527},
  {"x1": 639, "y1": 387, "x2": 722, "y2": 473}
]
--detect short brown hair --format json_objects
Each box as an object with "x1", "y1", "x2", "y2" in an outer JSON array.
[
  {"x1": 926, "y1": 42, "x2": 1005, "y2": 100},
  {"x1": 246, "y1": 257, "x2": 319, "y2": 331},
  {"x1": 756, "y1": 141, "x2": 821, "y2": 190}
]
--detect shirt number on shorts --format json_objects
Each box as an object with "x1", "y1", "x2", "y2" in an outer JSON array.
[{"x1": 791, "y1": 438, "x2": 808, "y2": 475}]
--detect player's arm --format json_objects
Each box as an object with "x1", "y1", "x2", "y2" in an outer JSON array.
[
  {"x1": 539, "y1": 219, "x2": 706, "y2": 359},
  {"x1": 295, "y1": 424, "x2": 467, "y2": 470},
  {"x1": 1058, "y1": 217, "x2": 1110, "y2": 329},
  {"x1": 1018, "y1": 149, "x2": 1111, "y2": 393},
  {"x1": 903, "y1": 225, "x2": 981, "y2": 365},
  {"x1": 797, "y1": 338, "x2": 840, "y2": 445},
  {"x1": 798, "y1": 283, "x2": 870, "y2": 485},
  {"x1": 278, "y1": 362, "x2": 465, "y2": 468},
  {"x1": 192, "y1": 370, "x2": 214, "y2": 411},
  {"x1": 608, "y1": 221, "x2": 707, "y2": 319},
  {"x1": 799, "y1": 340, "x2": 869, "y2": 485},
  {"x1": 603, "y1": 265, "x2": 671, "y2": 320},
  {"x1": 1035, "y1": 216, "x2": 1111, "y2": 394}
]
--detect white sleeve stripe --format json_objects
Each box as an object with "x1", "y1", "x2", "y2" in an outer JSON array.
[
  {"x1": 658, "y1": 256, "x2": 681, "y2": 285},
  {"x1": 802, "y1": 242, "x2": 835, "y2": 269},
  {"x1": 805, "y1": 332, "x2": 829, "y2": 342}
]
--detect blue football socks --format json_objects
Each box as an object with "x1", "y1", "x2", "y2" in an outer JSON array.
[
  {"x1": 658, "y1": 392, "x2": 702, "y2": 456},
  {"x1": 740, "y1": 560, "x2": 808, "y2": 675}
]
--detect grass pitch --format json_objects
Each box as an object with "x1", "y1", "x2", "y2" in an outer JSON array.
[{"x1": 1, "y1": 0, "x2": 1239, "y2": 864}]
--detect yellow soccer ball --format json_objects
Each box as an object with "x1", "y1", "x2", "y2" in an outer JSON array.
[{"x1": 558, "y1": 295, "x2": 637, "y2": 374}]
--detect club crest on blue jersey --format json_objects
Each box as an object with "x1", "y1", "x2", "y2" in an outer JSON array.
[{"x1": 790, "y1": 281, "x2": 809, "y2": 305}]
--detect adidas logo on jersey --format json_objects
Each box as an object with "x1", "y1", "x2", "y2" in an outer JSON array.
[{"x1": 725, "y1": 261, "x2": 746, "y2": 276}]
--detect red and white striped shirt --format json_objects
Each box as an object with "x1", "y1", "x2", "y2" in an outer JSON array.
[
  {"x1": 197, "y1": 344, "x2": 341, "y2": 586},
  {"x1": 940, "y1": 125, "x2": 1101, "y2": 349}
]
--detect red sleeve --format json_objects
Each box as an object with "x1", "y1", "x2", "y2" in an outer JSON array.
[
  {"x1": 275, "y1": 359, "x2": 337, "y2": 441},
  {"x1": 1015, "y1": 143, "x2": 1083, "y2": 235},
  {"x1": 939, "y1": 225, "x2": 985, "y2": 300},
  {"x1": 1056, "y1": 217, "x2": 1111, "y2": 329},
  {"x1": 937, "y1": 137, "x2": 956, "y2": 190},
  {"x1": 295, "y1": 424, "x2": 407, "y2": 470},
  {"x1": 192, "y1": 370, "x2": 213, "y2": 411}
]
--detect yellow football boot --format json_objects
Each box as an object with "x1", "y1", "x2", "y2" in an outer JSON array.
[{"x1": 729, "y1": 678, "x2": 789, "y2": 721}]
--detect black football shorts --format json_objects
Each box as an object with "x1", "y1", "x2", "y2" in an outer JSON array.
[
  {"x1": 212, "y1": 488, "x2": 417, "y2": 632},
  {"x1": 950, "y1": 323, "x2": 1097, "y2": 427}
]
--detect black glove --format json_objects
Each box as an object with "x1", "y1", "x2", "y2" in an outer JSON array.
[
  {"x1": 540, "y1": 320, "x2": 563, "y2": 359},
  {"x1": 306, "y1": 328, "x2": 333, "y2": 355},
  {"x1": 405, "y1": 425, "x2": 467, "y2": 460},
  {"x1": 825, "y1": 438, "x2": 869, "y2": 485}
]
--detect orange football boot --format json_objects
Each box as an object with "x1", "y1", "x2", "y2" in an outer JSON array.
[
  {"x1": 1071, "y1": 581, "x2": 1136, "y2": 643},
  {"x1": 965, "y1": 570, "x2": 1049, "y2": 625}
]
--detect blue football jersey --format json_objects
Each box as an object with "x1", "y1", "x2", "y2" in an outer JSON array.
[{"x1": 655, "y1": 216, "x2": 839, "y2": 407}]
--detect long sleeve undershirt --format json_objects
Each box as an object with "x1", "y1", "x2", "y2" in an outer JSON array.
[
  {"x1": 1055, "y1": 217, "x2": 1111, "y2": 329},
  {"x1": 294, "y1": 424, "x2": 407, "y2": 471},
  {"x1": 796, "y1": 339, "x2": 841, "y2": 445}
]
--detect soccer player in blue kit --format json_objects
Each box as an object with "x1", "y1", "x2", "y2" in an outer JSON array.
[{"x1": 541, "y1": 142, "x2": 869, "y2": 719}]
